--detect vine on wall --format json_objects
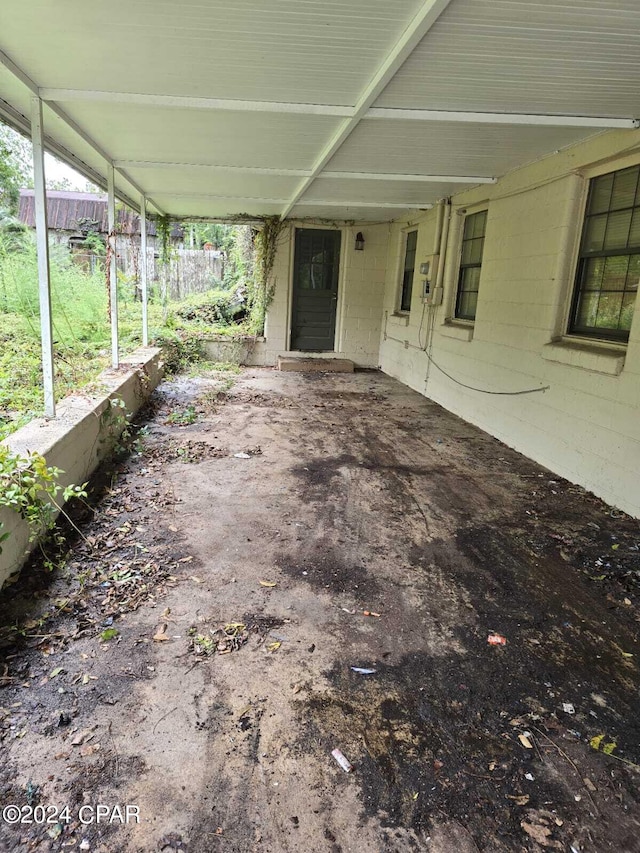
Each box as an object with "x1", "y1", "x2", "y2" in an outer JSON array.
[{"x1": 248, "y1": 216, "x2": 287, "y2": 335}]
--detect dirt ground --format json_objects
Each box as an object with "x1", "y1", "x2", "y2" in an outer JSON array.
[{"x1": 1, "y1": 367, "x2": 640, "y2": 853}]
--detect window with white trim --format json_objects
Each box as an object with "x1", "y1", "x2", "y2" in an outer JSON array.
[
  {"x1": 570, "y1": 165, "x2": 640, "y2": 342},
  {"x1": 455, "y1": 210, "x2": 487, "y2": 322},
  {"x1": 399, "y1": 230, "x2": 417, "y2": 312}
]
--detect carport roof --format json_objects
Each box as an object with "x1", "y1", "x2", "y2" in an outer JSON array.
[{"x1": 1, "y1": 0, "x2": 639, "y2": 221}]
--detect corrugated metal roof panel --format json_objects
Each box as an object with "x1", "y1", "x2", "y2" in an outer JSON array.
[
  {"x1": 327, "y1": 119, "x2": 594, "y2": 177},
  {"x1": 290, "y1": 203, "x2": 415, "y2": 221},
  {"x1": 375, "y1": 0, "x2": 640, "y2": 117},
  {"x1": 123, "y1": 167, "x2": 302, "y2": 200},
  {"x1": 304, "y1": 177, "x2": 478, "y2": 205},
  {"x1": 57, "y1": 102, "x2": 342, "y2": 172},
  {"x1": 0, "y1": 0, "x2": 422, "y2": 106}
]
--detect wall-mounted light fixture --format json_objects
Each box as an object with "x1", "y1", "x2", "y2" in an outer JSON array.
[{"x1": 354, "y1": 232, "x2": 365, "y2": 251}]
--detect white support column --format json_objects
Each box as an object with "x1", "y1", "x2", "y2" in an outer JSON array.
[
  {"x1": 30, "y1": 96, "x2": 55, "y2": 418},
  {"x1": 107, "y1": 165, "x2": 119, "y2": 368},
  {"x1": 140, "y1": 195, "x2": 149, "y2": 347}
]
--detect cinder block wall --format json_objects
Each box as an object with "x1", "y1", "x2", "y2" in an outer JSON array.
[
  {"x1": 250, "y1": 221, "x2": 390, "y2": 368},
  {"x1": 379, "y1": 129, "x2": 640, "y2": 517}
]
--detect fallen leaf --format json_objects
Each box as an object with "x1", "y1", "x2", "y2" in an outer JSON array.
[
  {"x1": 49, "y1": 667, "x2": 64, "y2": 679},
  {"x1": 178, "y1": 556, "x2": 194, "y2": 563},
  {"x1": 507, "y1": 794, "x2": 530, "y2": 806},
  {"x1": 518, "y1": 734, "x2": 534, "y2": 749},
  {"x1": 79, "y1": 743, "x2": 100, "y2": 757},
  {"x1": 259, "y1": 580, "x2": 277, "y2": 588},
  {"x1": 266, "y1": 641, "x2": 281, "y2": 653},
  {"x1": 190, "y1": 576, "x2": 203, "y2": 584},
  {"x1": 521, "y1": 821, "x2": 560, "y2": 848},
  {"x1": 153, "y1": 624, "x2": 170, "y2": 642}
]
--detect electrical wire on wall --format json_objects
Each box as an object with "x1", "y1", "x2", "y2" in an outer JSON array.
[{"x1": 416, "y1": 201, "x2": 551, "y2": 398}]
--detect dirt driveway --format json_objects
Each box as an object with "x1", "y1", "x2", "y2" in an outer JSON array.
[{"x1": 1, "y1": 367, "x2": 639, "y2": 853}]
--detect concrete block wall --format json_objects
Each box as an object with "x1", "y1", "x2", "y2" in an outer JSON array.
[
  {"x1": 379, "y1": 128, "x2": 640, "y2": 517},
  {"x1": 248, "y1": 222, "x2": 390, "y2": 368},
  {"x1": 0, "y1": 348, "x2": 163, "y2": 588}
]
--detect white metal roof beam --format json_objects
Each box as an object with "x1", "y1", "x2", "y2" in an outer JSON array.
[
  {"x1": 0, "y1": 47, "x2": 164, "y2": 215},
  {"x1": 40, "y1": 89, "x2": 353, "y2": 117},
  {"x1": 41, "y1": 88, "x2": 639, "y2": 131},
  {"x1": 114, "y1": 160, "x2": 497, "y2": 184},
  {"x1": 152, "y1": 193, "x2": 432, "y2": 209},
  {"x1": 279, "y1": 0, "x2": 455, "y2": 219},
  {"x1": 366, "y1": 109, "x2": 639, "y2": 129}
]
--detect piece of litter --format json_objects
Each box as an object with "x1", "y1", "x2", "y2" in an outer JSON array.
[
  {"x1": 234, "y1": 452, "x2": 251, "y2": 459},
  {"x1": 524, "y1": 772, "x2": 535, "y2": 781},
  {"x1": 518, "y1": 733, "x2": 534, "y2": 749},
  {"x1": 562, "y1": 702, "x2": 575, "y2": 714},
  {"x1": 331, "y1": 748, "x2": 353, "y2": 773},
  {"x1": 488, "y1": 634, "x2": 507, "y2": 646},
  {"x1": 363, "y1": 611, "x2": 381, "y2": 617},
  {"x1": 351, "y1": 667, "x2": 377, "y2": 675}
]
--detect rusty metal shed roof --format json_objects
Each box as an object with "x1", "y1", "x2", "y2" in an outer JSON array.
[{"x1": 18, "y1": 189, "x2": 182, "y2": 237}]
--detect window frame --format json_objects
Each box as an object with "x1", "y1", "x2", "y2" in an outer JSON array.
[
  {"x1": 454, "y1": 209, "x2": 488, "y2": 323},
  {"x1": 397, "y1": 228, "x2": 418, "y2": 313},
  {"x1": 567, "y1": 164, "x2": 640, "y2": 344}
]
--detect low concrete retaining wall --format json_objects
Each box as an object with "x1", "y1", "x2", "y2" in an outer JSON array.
[
  {"x1": 202, "y1": 336, "x2": 263, "y2": 365},
  {"x1": 0, "y1": 347, "x2": 163, "y2": 589}
]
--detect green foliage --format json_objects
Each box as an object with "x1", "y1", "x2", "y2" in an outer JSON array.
[
  {"x1": 175, "y1": 288, "x2": 245, "y2": 326},
  {"x1": 153, "y1": 329, "x2": 205, "y2": 375},
  {"x1": 166, "y1": 404, "x2": 197, "y2": 425},
  {"x1": 0, "y1": 122, "x2": 33, "y2": 214},
  {"x1": 248, "y1": 217, "x2": 286, "y2": 335},
  {"x1": 0, "y1": 443, "x2": 87, "y2": 552}
]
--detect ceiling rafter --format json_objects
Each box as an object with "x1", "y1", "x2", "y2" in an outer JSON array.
[
  {"x1": 113, "y1": 160, "x2": 497, "y2": 184},
  {"x1": 149, "y1": 192, "x2": 433, "y2": 209},
  {"x1": 366, "y1": 109, "x2": 639, "y2": 129},
  {"x1": 0, "y1": 47, "x2": 164, "y2": 215},
  {"x1": 40, "y1": 89, "x2": 353, "y2": 117},
  {"x1": 279, "y1": 0, "x2": 456, "y2": 219},
  {"x1": 40, "y1": 87, "x2": 639, "y2": 131}
]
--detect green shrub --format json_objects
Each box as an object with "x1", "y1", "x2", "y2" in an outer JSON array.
[{"x1": 175, "y1": 288, "x2": 246, "y2": 326}]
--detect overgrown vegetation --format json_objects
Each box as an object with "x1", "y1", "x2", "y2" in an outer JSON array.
[
  {"x1": 0, "y1": 444, "x2": 87, "y2": 565},
  {"x1": 0, "y1": 119, "x2": 286, "y2": 441}
]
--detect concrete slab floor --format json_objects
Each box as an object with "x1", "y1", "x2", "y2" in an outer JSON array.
[{"x1": 1, "y1": 367, "x2": 639, "y2": 853}]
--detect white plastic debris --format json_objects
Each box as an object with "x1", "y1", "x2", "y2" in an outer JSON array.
[
  {"x1": 351, "y1": 667, "x2": 377, "y2": 675},
  {"x1": 525, "y1": 772, "x2": 535, "y2": 781},
  {"x1": 234, "y1": 452, "x2": 251, "y2": 459},
  {"x1": 562, "y1": 702, "x2": 576, "y2": 714},
  {"x1": 331, "y1": 748, "x2": 353, "y2": 772}
]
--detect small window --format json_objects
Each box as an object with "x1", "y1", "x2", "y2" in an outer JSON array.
[
  {"x1": 570, "y1": 165, "x2": 640, "y2": 342},
  {"x1": 455, "y1": 210, "x2": 487, "y2": 321},
  {"x1": 399, "y1": 230, "x2": 417, "y2": 312}
]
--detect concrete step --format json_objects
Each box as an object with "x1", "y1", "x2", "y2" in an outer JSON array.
[{"x1": 277, "y1": 356, "x2": 355, "y2": 373}]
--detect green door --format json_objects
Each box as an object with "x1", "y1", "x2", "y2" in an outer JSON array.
[{"x1": 291, "y1": 228, "x2": 341, "y2": 351}]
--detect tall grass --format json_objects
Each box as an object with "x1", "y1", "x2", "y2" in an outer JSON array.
[
  {"x1": 0, "y1": 234, "x2": 144, "y2": 437},
  {"x1": 0, "y1": 233, "x2": 250, "y2": 439}
]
